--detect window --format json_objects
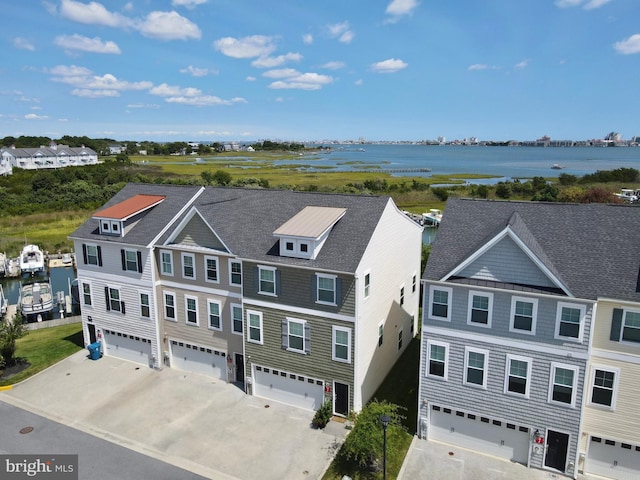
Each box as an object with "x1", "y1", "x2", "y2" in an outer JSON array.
[
  {"x1": 300, "y1": 243, "x2": 308, "y2": 253},
  {"x1": 121, "y1": 249, "x2": 141, "y2": 273},
  {"x1": 464, "y1": 347, "x2": 488, "y2": 388},
  {"x1": 504, "y1": 355, "x2": 531, "y2": 397},
  {"x1": 286, "y1": 241, "x2": 294, "y2": 251},
  {"x1": 258, "y1": 266, "x2": 276, "y2": 295},
  {"x1": 205, "y1": 256, "x2": 219, "y2": 283},
  {"x1": 426, "y1": 341, "x2": 448, "y2": 379},
  {"x1": 83, "y1": 244, "x2": 102, "y2": 266},
  {"x1": 284, "y1": 319, "x2": 307, "y2": 353},
  {"x1": 590, "y1": 367, "x2": 618, "y2": 409},
  {"x1": 182, "y1": 253, "x2": 195, "y2": 279},
  {"x1": 230, "y1": 261, "x2": 242, "y2": 285},
  {"x1": 400, "y1": 286, "x2": 405, "y2": 306},
  {"x1": 364, "y1": 272, "x2": 371, "y2": 298},
  {"x1": 139, "y1": 292, "x2": 150, "y2": 318},
  {"x1": 208, "y1": 300, "x2": 221, "y2": 330},
  {"x1": 510, "y1": 296, "x2": 538, "y2": 334},
  {"x1": 247, "y1": 310, "x2": 263, "y2": 344},
  {"x1": 105, "y1": 286, "x2": 123, "y2": 313},
  {"x1": 398, "y1": 329, "x2": 403, "y2": 350},
  {"x1": 468, "y1": 291, "x2": 493, "y2": 327},
  {"x1": 160, "y1": 250, "x2": 173, "y2": 276},
  {"x1": 81, "y1": 282, "x2": 92, "y2": 306},
  {"x1": 549, "y1": 363, "x2": 579, "y2": 407},
  {"x1": 332, "y1": 326, "x2": 351, "y2": 363},
  {"x1": 412, "y1": 274, "x2": 417, "y2": 293},
  {"x1": 185, "y1": 296, "x2": 198, "y2": 325},
  {"x1": 378, "y1": 322, "x2": 384, "y2": 347},
  {"x1": 622, "y1": 310, "x2": 640, "y2": 343},
  {"x1": 231, "y1": 304, "x2": 243, "y2": 334},
  {"x1": 164, "y1": 292, "x2": 176, "y2": 320},
  {"x1": 555, "y1": 302, "x2": 586, "y2": 341},
  {"x1": 316, "y1": 274, "x2": 336, "y2": 305},
  {"x1": 429, "y1": 286, "x2": 452, "y2": 321}
]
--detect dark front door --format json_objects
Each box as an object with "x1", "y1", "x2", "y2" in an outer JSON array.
[
  {"x1": 334, "y1": 382, "x2": 349, "y2": 417},
  {"x1": 545, "y1": 430, "x2": 569, "y2": 472},
  {"x1": 235, "y1": 353, "x2": 244, "y2": 383},
  {"x1": 88, "y1": 324, "x2": 97, "y2": 344}
]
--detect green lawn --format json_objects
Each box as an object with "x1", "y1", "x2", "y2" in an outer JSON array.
[{"x1": 0, "y1": 323, "x2": 84, "y2": 386}]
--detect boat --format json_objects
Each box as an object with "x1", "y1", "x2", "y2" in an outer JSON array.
[
  {"x1": 614, "y1": 188, "x2": 640, "y2": 203},
  {"x1": 422, "y1": 209, "x2": 443, "y2": 227},
  {"x1": 19, "y1": 277, "x2": 54, "y2": 320},
  {"x1": 19, "y1": 244, "x2": 46, "y2": 274},
  {"x1": 0, "y1": 252, "x2": 6, "y2": 278},
  {"x1": 0, "y1": 284, "x2": 6, "y2": 317},
  {"x1": 551, "y1": 164, "x2": 565, "y2": 169},
  {"x1": 61, "y1": 253, "x2": 73, "y2": 265}
]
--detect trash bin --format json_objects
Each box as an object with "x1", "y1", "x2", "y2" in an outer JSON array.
[{"x1": 87, "y1": 342, "x2": 101, "y2": 360}]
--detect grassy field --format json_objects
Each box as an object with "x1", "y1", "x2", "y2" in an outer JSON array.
[{"x1": 0, "y1": 323, "x2": 84, "y2": 386}]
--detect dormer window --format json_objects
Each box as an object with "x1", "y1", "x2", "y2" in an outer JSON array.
[
  {"x1": 300, "y1": 243, "x2": 309, "y2": 253},
  {"x1": 93, "y1": 194, "x2": 165, "y2": 238}
]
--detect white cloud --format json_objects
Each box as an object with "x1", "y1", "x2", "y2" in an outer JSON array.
[
  {"x1": 214, "y1": 35, "x2": 276, "y2": 58},
  {"x1": 321, "y1": 61, "x2": 345, "y2": 70},
  {"x1": 138, "y1": 11, "x2": 201, "y2": 40},
  {"x1": 614, "y1": 34, "x2": 640, "y2": 54},
  {"x1": 555, "y1": 0, "x2": 582, "y2": 7},
  {"x1": 468, "y1": 64, "x2": 500, "y2": 71},
  {"x1": 262, "y1": 69, "x2": 300, "y2": 79},
  {"x1": 354, "y1": 79, "x2": 363, "y2": 86},
  {"x1": 48, "y1": 65, "x2": 93, "y2": 76},
  {"x1": 251, "y1": 53, "x2": 303, "y2": 68},
  {"x1": 172, "y1": 0, "x2": 207, "y2": 8},
  {"x1": 13, "y1": 37, "x2": 35, "y2": 51},
  {"x1": 49, "y1": 65, "x2": 152, "y2": 98},
  {"x1": 370, "y1": 58, "x2": 407, "y2": 73},
  {"x1": 180, "y1": 65, "x2": 217, "y2": 76},
  {"x1": 127, "y1": 103, "x2": 160, "y2": 109},
  {"x1": 54, "y1": 34, "x2": 121, "y2": 54},
  {"x1": 515, "y1": 59, "x2": 530, "y2": 69},
  {"x1": 24, "y1": 113, "x2": 49, "y2": 120},
  {"x1": 386, "y1": 0, "x2": 419, "y2": 17},
  {"x1": 59, "y1": 0, "x2": 133, "y2": 28},
  {"x1": 327, "y1": 22, "x2": 355, "y2": 44},
  {"x1": 71, "y1": 88, "x2": 120, "y2": 97},
  {"x1": 165, "y1": 95, "x2": 247, "y2": 106},
  {"x1": 149, "y1": 83, "x2": 202, "y2": 97},
  {"x1": 246, "y1": 76, "x2": 256, "y2": 81},
  {"x1": 268, "y1": 72, "x2": 333, "y2": 90},
  {"x1": 554, "y1": 0, "x2": 612, "y2": 8},
  {"x1": 302, "y1": 34, "x2": 313, "y2": 45}
]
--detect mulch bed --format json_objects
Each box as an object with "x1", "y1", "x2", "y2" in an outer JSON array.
[{"x1": 0, "y1": 359, "x2": 31, "y2": 380}]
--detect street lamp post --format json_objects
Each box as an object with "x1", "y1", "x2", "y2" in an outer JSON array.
[{"x1": 380, "y1": 414, "x2": 390, "y2": 480}]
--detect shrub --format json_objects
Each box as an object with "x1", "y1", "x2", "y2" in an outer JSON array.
[
  {"x1": 431, "y1": 187, "x2": 449, "y2": 202},
  {"x1": 312, "y1": 401, "x2": 332, "y2": 429}
]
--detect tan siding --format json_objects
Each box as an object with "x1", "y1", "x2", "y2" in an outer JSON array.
[{"x1": 172, "y1": 214, "x2": 226, "y2": 250}]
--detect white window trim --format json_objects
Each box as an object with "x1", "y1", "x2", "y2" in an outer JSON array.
[
  {"x1": 316, "y1": 273, "x2": 337, "y2": 306},
  {"x1": 231, "y1": 303, "x2": 243, "y2": 336},
  {"x1": 548, "y1": 362, "x2": 580, "y2": 408},
  {"x1": 467, "y1": 290, "x2": 494, "y2": 328},
  {"x1": 258, "y1": 265, "x2": 277, "y2": 296},
  {"x1": 81, "y1": 280, "x2": 93, "y2": 308},
  {"x1": 207, "y1": 298, "x2": 222, "y2": 331},
  {"x1": 204, "y1": 255, "x2": 220, "y2": 284},
  {"x1": 363, "y1": 270, "x2": 371, "y2": 299},
  {"x1": 106, "y1": 285, "x2": 122, "y2": 313},
  {"x1": 229, "y1": 259, "x2": 242, "y2": 286},
  {"x1": 588, "y1": 365, "x2": 619, "y2": 411},
  {"x1": 428, "y1": 286, "x2": 453, "y2": 322},
  {"x1": 160, "y1": 250, "x2": 173, "y2": 277},
  {"x1": 182, "y1": 253, "x2": 196, "y2": 280},
  {"x1": 503, "y1": 354, "x2": 532, "y2": 398},
  {"x1": 554, "y1": 302, "x2": 586, "y2": 343},
  {"x1": 247, "y1": 309, "x2": 263, "y2": 345},
  {"x1": 286, "y1": 317, "x2": 307, "y2": 354},
  {"x1": 138, "y1": 290, "x2": 151, "y2": 319},
  {"x1": 463, "y1": 346, "x2": 489, "y2": 389},
  {"x1": 621, "y1": 308, "x2": 640, "y2": 344},
  {"x1": 509, "y1": 296, "x2": 539, "y2": 335},
  {"x1": 426, "y1": 340, "x2": 449, "y2": 380},
  {"x1": 185, "y1": 295, "x2": 199, "y2": 326},
  {"x1": 332, "y1": 326, "x2": 352, "y2": 363},
  {"x1": 163, "y1": 291, "x2": 177, "y2": 321},
  {"x1": 86, "y1": 244, "x2": 99, "y2": 266}
]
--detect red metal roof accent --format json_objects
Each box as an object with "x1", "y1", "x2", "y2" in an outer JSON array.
[{"x1": 94, "y1": 194, "x2": 166, "y2": 220}]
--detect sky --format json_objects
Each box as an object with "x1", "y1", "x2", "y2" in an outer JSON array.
[{"x1": 2, "y1": 0, "x2": 640, "y2": 142}]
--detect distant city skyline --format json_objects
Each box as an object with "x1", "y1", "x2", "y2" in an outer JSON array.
[{"x1": 2, "y1": 1, "x2": 640, "y2": 142}]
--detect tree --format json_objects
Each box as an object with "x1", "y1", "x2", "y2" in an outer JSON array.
[
  {"x1": 495, "y1": 182, "x2": 512, "y2": 199},
  {"x1": 0, "y1": 312, "x2": 28, "y2": 367},
  {"x1": 213, "y1": 170, "x2": 232, "y2": 186}
]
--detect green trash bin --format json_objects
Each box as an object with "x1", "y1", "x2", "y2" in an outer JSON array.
[{"x1": 88, "y1": 342, "x2": 101, "y2": 360}]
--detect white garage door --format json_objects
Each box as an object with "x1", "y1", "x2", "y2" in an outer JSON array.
[
  {"x1": 586, "y1": 436, "x2": 640, "y2": 480},
  {"x1": 170, "y1": 340, "x2": 227, "y2": 381},
  {"x1": 103, "y1": 330, "x2": 152, "y2": 367},
  {"x1": 429, "y1": 405, "x2": 531, "y2": 465},
  {"x1": 253, "y1": 365, "x2": 324, "y2": 411}
]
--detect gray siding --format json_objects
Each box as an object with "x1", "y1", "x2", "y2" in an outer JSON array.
[{"x1": 172, "y1": 214, "x2": 227, "y2": 251}]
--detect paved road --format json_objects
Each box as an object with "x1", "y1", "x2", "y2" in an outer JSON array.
[{"x1": 0, "y1": 401, "x2": 207, "y2": 480}]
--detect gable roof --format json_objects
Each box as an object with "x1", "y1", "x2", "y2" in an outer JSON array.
[
  {"x1": 94, "y1": 194, "x2": 166, "y2": 220},
  {"x1": 424, "y1": 198, "x2": 640, "y2": 302}
]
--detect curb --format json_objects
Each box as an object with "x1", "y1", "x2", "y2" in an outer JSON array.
[{"x1": 0, "y1": 385, "x2": 13, "y2": 391}]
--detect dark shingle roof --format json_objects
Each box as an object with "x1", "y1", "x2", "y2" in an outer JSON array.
[{"x1": 424, "y1": 198, "x2": 640, "y2": 302}]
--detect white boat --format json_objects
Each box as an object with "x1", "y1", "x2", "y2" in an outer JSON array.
[
  {"x1": 551, "y1": 164, "x2": 565, "y2": 169},
  {"x1": 422, "y1": 208, "x2": 443, "y2": 227},
  {"x1": 19, "y1": 278, "x2": 54, "y2": 320},
  {"x1": 19, "y1": 244, "x2": 45, "y2": 273},
  {"x1": 0, "y1": 252, "x2": 6, "y2": 277},
  {"x1": 614, "y1": 189, "x2": 640, "y2": 203},
  {"x1": 0, "y1": 284, "x2": 6, "y2": 316}
]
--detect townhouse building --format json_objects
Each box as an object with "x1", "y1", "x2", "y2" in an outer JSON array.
[
  {"x1": 72, "y1": 184, "x2": 422, "y2": 417},
  {"x1": 419, "y1": 198, "x2": 640, "y2": 479},
  {"x1": 1, "y1": 143, "x2": 98, "y2": 171}
]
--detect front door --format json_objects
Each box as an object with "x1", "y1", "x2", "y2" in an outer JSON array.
[
  {"x1": 87, "y1": 323, "x2": 97, "y2": 344},
  {"x1": 235, "y1": 353, "x2": 244, "y2": 383},
  {"x1": 545, "y1": 430, "x2": 570, "y2": 472},
  {"x1": 334, "y1": 382, "x2": 349, "y2": 417}
]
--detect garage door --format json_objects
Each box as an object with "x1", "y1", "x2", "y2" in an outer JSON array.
[
  {"x1": 253, "y1": 365, "x2": 324, "y2": 411},
  {"x1": 103, "y1": 330, "x2": 152, "y2": 367},
  {"x1": 586, "y1": 436, "x2": 640, "y2": 480},
  {"x1": 429, "y1": 405, "x2": 530, "y2": 465},
  {"x1": 170, "y1": 340, "x2": 227, "y2": 381}
]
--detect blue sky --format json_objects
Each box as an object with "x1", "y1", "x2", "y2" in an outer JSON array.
[{"x1": 2, "y1": 0, "x2": 640, "y2": 142}]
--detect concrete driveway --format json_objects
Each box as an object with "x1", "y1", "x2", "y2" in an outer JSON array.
[{"x1": 0, "y1": 351, "x2": 348, "y2": 480}]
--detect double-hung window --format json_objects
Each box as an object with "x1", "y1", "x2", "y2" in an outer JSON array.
[
  {"x1": 316, "y1": 274, "x2": 337, "y2": 305},
  {"x1": 283, "y1": 318, "x2": 308, "y2": 353},
  {"x1": 549, "y1": 363, "x2": 579, "y2": 407},
  {"x1": 81, "y1": 282, "x2": 92, "y2": 306},
  {"x1": 464, "y1": 347, "x2": 488, "y2": 388},
  {"x1": 247, "y1": 310, "x2": 263, "y2": 344},
  {"x1": 467, "y1": 291, "x2": 493, "y2": 327},
  {"x1": 84, "y1": 244, "x2": 102, "y2": 266},
  {"x1": 185, "y1": 296, "x2": 198, "y2": 325},
  {"x1": 378, "y1": 322, "x2": 384, "y2": 347},
  {"x1": 622, "y1": 310, "x2": 640, "y2": 343},
  {"x1": 160, "y1": 250, "x2": 173, "y2": 276},
  {"x1": 426, "y1": 340, "x2": 448, "y2": 379},
  {"x1": 208, "y1": 300, "x2": 221, "y2": 330},
  {"x1": 412, "y1": 274, "x2": 417, "y2": 293},
  {"x1": 230, "y1": 260, "x2": 242, "y2": 285},
  {"x1": 164, "y1": 292, "x2": 176, "y2": 320},
  {"x1": 555, "y1": 302, "x2": 586, "y2": 341},
  {"x1": 231, "y1": 304, "x2": 243, "y2": 334},
  {"x1": 590, "y1": 367, "x2": 618, "y2": 409},
  {"x1": 400, "y1": 286, "x2": 405, "y2": 307},
  {"x1": 510, "y1": 296, "x2": 538, "y2": 334},
  {"x1": 122, "y1": 249, "x2": 141, "y2": 273},
  {"x1": 332, "y1": 326, "x2": 351, "y2": 363},
  {"x1": 205, "y1": 256, "x2": 219, "y2": 283},
  {"x1": 429, "y1": 286, "x2": 452, "y2": 321},
  {"x1": 364, "y1": 272, "x2": 371, "y2": 298},
  {"x1": 139, "y1": 292, "x2": 150, "y2": 318},
  {"x1": 105, "y1": 286, "x2": 123, "y2": 313},
  {"x1": 258, "y1": 266, "x2": 276, "y2": 295},
  {"x1": 504, "y1": 355, "x2": 531, "y2": 397},
  {"x1": 182, "y1": 253, "x2": 195, "y2": 279}
]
